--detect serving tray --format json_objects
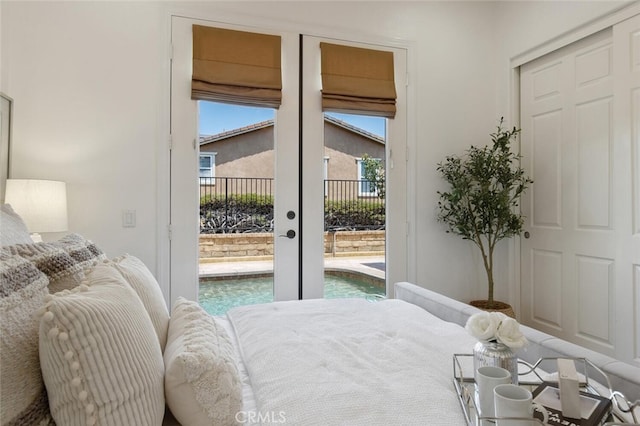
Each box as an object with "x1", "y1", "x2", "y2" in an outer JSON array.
[{"x1": 452, "y1": 354, "x2": 639, "y2": 426}]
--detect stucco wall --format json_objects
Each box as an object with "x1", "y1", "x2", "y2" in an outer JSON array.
[
  {"x1": 199, "y1": 118, "x2": 384, "y2": 181},
  {"x1": 202, "y1": 125, "x2": 275, "y2": 178},
  {"x1": 324, "y1": 120, "x2": 385, "y2": 181}
]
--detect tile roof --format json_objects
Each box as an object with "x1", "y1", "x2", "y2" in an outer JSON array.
[
  {"x1": 199, "y1": 119, "x2": 274, "y2": 145},
  {"x1": 324, "y1": 115, "x2": 385, "y2": 144},
  {"x1": 199, "y1": 115, "x2": 385, "y2": 145}
]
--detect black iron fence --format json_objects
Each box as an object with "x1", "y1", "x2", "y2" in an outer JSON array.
[{"x1": 200, "y1": 177, "x2": 385, "y2": 233}]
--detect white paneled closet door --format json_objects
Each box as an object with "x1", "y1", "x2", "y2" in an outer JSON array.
[
  {"x1": 520, "y1": 14, "x2": 640, "y2": 365},
  {"x1": 613, "y1": 14, "x2": 640, "y2": 366}
]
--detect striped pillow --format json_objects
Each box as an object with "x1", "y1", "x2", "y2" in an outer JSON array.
[
  {"x1": 3, "y1": 233, "x2": 107, "y2": 294},
  {"x1": 0, "y1": 252, "x2": 53, "y2": 425},
  {"x1": 2, "y1": 243, "x2": 84, "y2": 293},
  {"x1": 51, "y1": 233, "x2": 106, "y2": 267},
  {"x1": 38, "y1": 263, "x2": 165, "y2": 426}
]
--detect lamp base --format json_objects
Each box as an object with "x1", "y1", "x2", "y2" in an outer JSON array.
[{"x1": 30, "y1": 233, "x2": 43, "y2": 243}]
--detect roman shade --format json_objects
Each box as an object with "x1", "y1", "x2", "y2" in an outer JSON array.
[
  {"x1": 192, "y1": 25, "x2": 282, "y2": 108},
  {"x1": 320, "y1": 42, "x2": 397, "y2": 118}
]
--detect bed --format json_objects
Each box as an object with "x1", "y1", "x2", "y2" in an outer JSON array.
[
  {"x1": 161, "y1": 284, "x2": 640, "y2": 426},
  {"x1": 223, "y1": 297, "x2": 478, "y2": 425},
  {"x1": 199, "y1": 284, "x2": 640, "y2": 426}
]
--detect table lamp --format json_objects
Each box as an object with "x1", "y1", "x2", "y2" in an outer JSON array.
[{"x1": 4, "y1": 179, "x2": 68, "y2": 242}]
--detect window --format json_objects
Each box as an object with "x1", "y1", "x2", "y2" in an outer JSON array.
[
  {"x1": 199, "y1": 153, "x2": 216, "y2": 179},
  {"x1": 357, "y1": 158, "x2": 380, "y2": 197}
]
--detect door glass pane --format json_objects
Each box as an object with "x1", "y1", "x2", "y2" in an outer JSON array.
[
  {"x1": 197, "y1": 101, "x2": 276, "y2": 315},
  {"x1": 323, "y1": 112, "x2": 386, "y2": 300}
]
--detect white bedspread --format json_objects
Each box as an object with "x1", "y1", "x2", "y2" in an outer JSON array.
[{"x1": 227, "y1": 298, "x2": 479, "y2": 425}]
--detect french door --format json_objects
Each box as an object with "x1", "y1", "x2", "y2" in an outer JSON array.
[
  {"x1": 300, "y1": 35, "x2": 407, "y2": 299},
  {"x1": 169, "y1": 17, "x2": 407, "y2": 306}
]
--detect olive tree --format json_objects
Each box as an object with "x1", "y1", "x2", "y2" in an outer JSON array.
[{"x1": 436, "y1": 118, "x2": 532, "y2": 307}]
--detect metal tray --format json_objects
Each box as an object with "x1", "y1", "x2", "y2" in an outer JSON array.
[{"x1": 452, "y1": 354, "x2": 639, "y2": 426}]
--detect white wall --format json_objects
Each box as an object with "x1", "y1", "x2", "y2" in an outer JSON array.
[
  {"x1": 1, "y1": 1, "x2": 166, "y2": 276},
  {"x1": 1, "y1": 1, "x2": 628, "y2": 306}
]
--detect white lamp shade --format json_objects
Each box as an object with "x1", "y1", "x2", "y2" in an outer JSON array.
[{"x1": 5, "y1": 179, "x2": 68, "y2": 233}]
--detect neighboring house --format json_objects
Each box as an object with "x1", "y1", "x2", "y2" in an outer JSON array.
[{"x1": 199, "y1": 115, "x2": 385, "y2": 198}]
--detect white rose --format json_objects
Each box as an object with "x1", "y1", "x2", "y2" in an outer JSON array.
[
  {"x1": 465, "y1": 312, "x2": 498, "y2": 341},
  {"x1": 495, "y1": 317, "x2": 527, "y2": 349}
]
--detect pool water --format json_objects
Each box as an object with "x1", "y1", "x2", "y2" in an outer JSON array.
[{"x1": 199, "y1": 273, "x2": 385, "y2": 316}]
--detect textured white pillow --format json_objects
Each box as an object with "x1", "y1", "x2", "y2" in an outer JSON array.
[
  {"x1": 38, "y1": 263, "x2": 165, "y2": 426},
  {"x1": 110, "y1": 254, "x2": 170, "y2": 351},
  {"x1": 0, "y1": 252, "x2": 53, "y2": 425},
  {"x1": 0, "y1": 203, "x2": 33, "y2": 246},
  {"x1": 164, "y1": 297, "x2": 242, "y2": 426}
]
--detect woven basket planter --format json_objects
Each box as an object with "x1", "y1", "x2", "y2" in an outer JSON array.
[{"x1": 469, "y1": 300, "x2": 515, "y2": 319}]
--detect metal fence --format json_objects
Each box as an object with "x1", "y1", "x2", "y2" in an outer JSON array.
[{"x1": 199, "y1": 177, "x2": 385, "y2": 233}]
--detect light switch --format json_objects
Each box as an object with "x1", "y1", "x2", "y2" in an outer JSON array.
[{"x1": 122, "y1": 210, "x2": 136, "y2": 228}]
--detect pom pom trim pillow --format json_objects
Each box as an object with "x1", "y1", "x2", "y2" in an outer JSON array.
[
  {"x1": 38, "y1": 263, "x2": 165, "y2": 426},
  {"x1": 164, "y1": 297, "x2": 242, "y2": 426}
]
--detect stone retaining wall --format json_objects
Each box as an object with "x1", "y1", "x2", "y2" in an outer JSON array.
[{"x1": 199, "y1": 230, "x2": 385, "y2": 261}]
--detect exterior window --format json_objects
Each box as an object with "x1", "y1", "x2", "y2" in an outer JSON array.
[
  {"x1": 357, "y1": 158, "x2": 379, "y2": 197},
  {"x1": 199, "y1": 153, "x2": 216, "y2": 179}
]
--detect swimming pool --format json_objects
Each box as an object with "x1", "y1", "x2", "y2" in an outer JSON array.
[{"x1": 199, "y1": 272, "x2": 385, "y2": 316}]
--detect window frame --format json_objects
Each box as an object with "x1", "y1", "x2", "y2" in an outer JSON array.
[
  {"x1": 199, "y1": 152, "x2": 216, "y2": 179},
  {"x1": 356, "y1": 157, "x2": 381, "y2": 197}
]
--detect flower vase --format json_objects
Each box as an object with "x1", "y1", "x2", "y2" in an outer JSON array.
[{"x1": 473, "y1": 341, "x2": 518, "y2": 385}]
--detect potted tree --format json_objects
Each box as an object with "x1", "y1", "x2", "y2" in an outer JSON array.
[{"x1": 436, "y1": 118, "x2": 532, "y2": 316}]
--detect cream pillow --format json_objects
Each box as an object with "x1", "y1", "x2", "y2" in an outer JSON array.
[
  {"x1": 0, "y1": 252, "x2": 53, "y2": 425},
  {"x1": 164, "y1": 297, "x2": 242, "y2": 426},
  {"x1": 110, "y1": 254, "x2": 170, "y2": 351},
  {"x1": 38, "y1": 263, "x2": 165, "y2": 426},
  {"x1": 0, "y1": 203, "x2": 32, "y2": 246}
]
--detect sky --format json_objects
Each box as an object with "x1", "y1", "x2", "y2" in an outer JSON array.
[{"x1": 198, "y1": 102, "x2": 386, "y2": 138}]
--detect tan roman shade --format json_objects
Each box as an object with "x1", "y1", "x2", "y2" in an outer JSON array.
[
  {"x1": 320, "y1": 42, "x2": 396, "y2": 118},
  {"x1": 192, "y1": 25, "x2": 282, "y2": 108}
]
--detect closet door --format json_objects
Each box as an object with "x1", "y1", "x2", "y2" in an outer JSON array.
[
  {"x1": 612, "y1": 14, "x2": 640, "y2": 365},
  {"x1": 520, "y1": 15, "x2": 639, "y2": 364}
]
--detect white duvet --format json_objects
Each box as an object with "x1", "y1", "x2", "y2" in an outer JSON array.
[{"x1": 227, "y1": 298, "x2": 478, "y2": 425}]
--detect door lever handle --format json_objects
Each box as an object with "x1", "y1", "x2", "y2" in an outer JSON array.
[{"x1": 279, "y1": 230, "x2": 296, "y2": 239}]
